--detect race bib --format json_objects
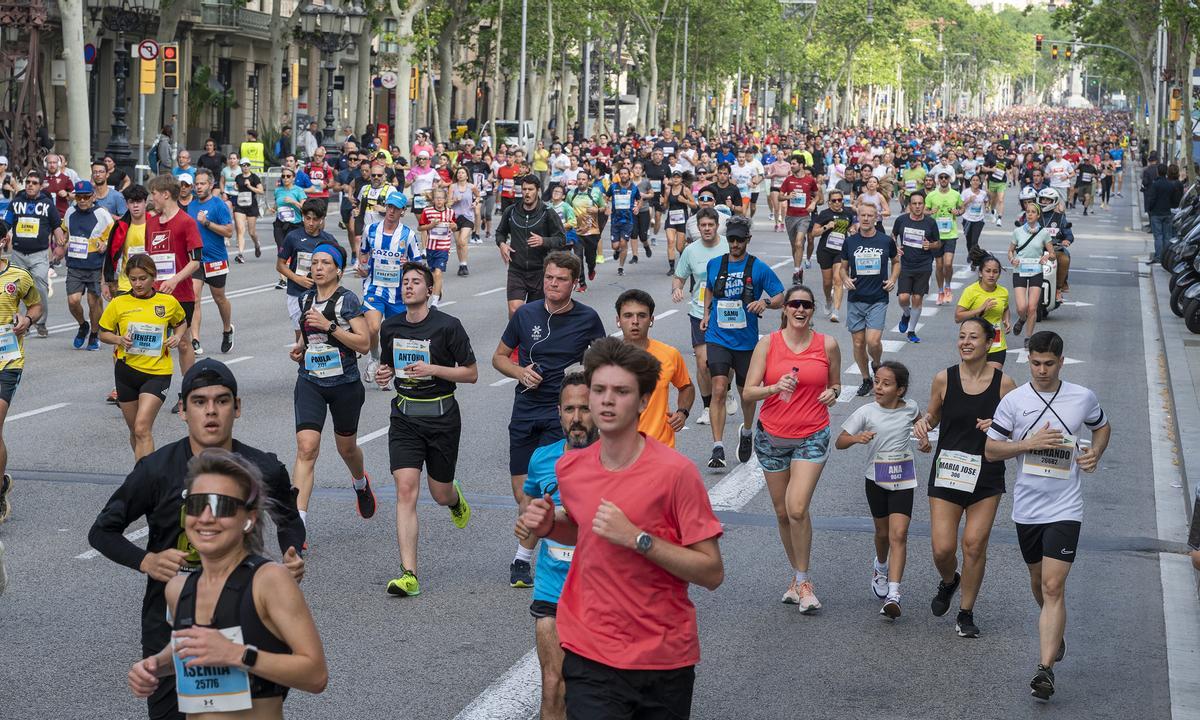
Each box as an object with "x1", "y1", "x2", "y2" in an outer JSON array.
[
  {"x1": 0, "y1": 324, "x2": 21, "y2": 362},
  {"x1": 668, "y1": 209, "x2": 686, "y2": 225},
  {"x1": 968, "y1": 202, "x2": 984, "y2": 215},
  {"x1": 67, "y1": 235, "x2": 90, "y2": 259},
  {"x1": 174, "y1": 626, "x2": 253, "y2": 714},
  {"x1": 152, "y1": 252, "x2": 177, "y2": 280},
  {"x1": 392, "y1": 338, "x2": 432, "y2": 380},
  {"x1": 127, "y1": 321, "x2": 166, "y2": 356},
  {"x1": 430, "y1": 224, "x2": 452, "y2": 242},
  {"x1": 934, "y1": 450, "x2": 982, "y2": 493},
  {"x1": 873, "y1": 450, "x2": 917, "y2": 490},
  {"x1": 936, "y1": 216, "x2": 953, "y2": 234},
  {"x1": 737, "y1": 183, "x2": 750, "y2": 196},
  {"x1": 295, "y1": 251, "x2": 313, "y2": 277},
  {"x1": 15, "y1": 217, "x2": 39, "y2": 238},
  {"x1": 373, "y1": 258, "x2": 401, "y2": 288},
  {"x1": 1021, "y1": 434, "x2": 1077, "y2": 480},
  {"x1": 502, "y1": 178, "x2": 514, "y2": 191},
  {"x1": 991, "y1": 169, "x2": 1005, "y2": 181},
  {"x1": 788, "y1": 192, "x2": 807, "y2": 209},
  {"x1": 716, "y1": 299, "x2": 747, "y2": 329},
  {"x1": 1018, "y1": 259, "x2": 1041, "y2": 277},
  {"x1": 826, "y1": 231, "x2": 846, "y2": 251},
  {"x1": 203, "y1": 259, "x2": 229, "y2": 278},
  {"x1": 904, "y1": 180, "x2": 917, "y2": 191},
  {"x1": 650, "y1": 180, "x2": 662, "y2": 193},
  {"x1": 902, "y1": 228, "x2": 926, "y2": 249},
  {"x1": 413, "y1": 195, "x2": 428, "y2": 211},
  {"x1": 613, "y1": 193, "x2": 631, "y2": 210},
  {"x1": 1047, "y1": 227, "x2": 1059, "y2": 238},
  {"x1": 304, "y1": 342, "x2": 343, "y2": 378},
  {"x1": 854, "y1": 252, "x2": 881, "y2": 276},
  {"x1": 276, "y1": 205, "x2": 297, "y2": 223},
  {"x1": 990, "y1": 325, "x2": 1002, "y2": 351},
  {"x1": 1080, "y1": 172, "x2": 1093, "y2": 183},
  {"x1": 237, "y1": 191, "x2": 253, "y2": 207}
]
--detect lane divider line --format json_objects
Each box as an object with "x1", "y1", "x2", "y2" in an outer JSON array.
[
  {"x1": 5, "y1": 402, "x2": 70, "y2": 423},
  {"x1": 76, "y1": 526, "x2": 147, "y2": 560},
  {"x1": 474, "y1": 287, "x2": 506, "y2": 297}
]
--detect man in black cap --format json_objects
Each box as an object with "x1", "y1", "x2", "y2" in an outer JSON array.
[{"x1": 89, "y1": 358, "x2": 305, "y2": 720}]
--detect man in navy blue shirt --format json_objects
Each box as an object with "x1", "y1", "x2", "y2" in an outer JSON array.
[
  {"x1": 605, "y1": 166, "x2": 640, "y2": 277},
  {"x1": 277, "y1": 199, "x2": 335, "y2": 345},
  {"x1": 839, "y1": 204, "x2": 900, "y2": 396},
  {"x1": 493, "y1": 251, "x2": 606, "y2": 588},
  {"x1": 701, "y1": 215, "x2": 785, "y2": 468}
]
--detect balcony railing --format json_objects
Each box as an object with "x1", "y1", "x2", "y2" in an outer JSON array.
[{"x1": 196, "y1": 1, "x2": 274, "y2": 38}]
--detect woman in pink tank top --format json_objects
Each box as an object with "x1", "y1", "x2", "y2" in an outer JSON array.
[{"x1": 743, "y1": 285, "x2": 842, "y2": 613}]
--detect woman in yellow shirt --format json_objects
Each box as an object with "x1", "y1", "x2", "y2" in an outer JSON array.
[
  {"x1": 955, "y1": 248, "x2": 1011, "y2": 368},
  {"x1": 98, "y1": 254, "x2": 187, "y2": 458}
]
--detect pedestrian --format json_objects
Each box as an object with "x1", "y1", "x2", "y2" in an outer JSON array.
[{"x1": 1146, "y1": 164, "x2": 1183, "y2": 264}]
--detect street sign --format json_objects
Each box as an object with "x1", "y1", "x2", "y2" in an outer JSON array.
[
  {"x1": 380, "y1": 71, "x2": 398, "y2": 90},
  {"x1": 137, "y1": 39, "x2": 159, "y2": 61},
  {"x1": 83, "y1": 43, "x2": 96, "y2": 65}
]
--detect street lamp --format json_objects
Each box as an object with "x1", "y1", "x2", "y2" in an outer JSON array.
[
  {"x1": 87, "y1": 0, "x2": 157, "y2": 177},
  {"x1": 298, "y1": 0, "x2": 368, "y2": 161}
]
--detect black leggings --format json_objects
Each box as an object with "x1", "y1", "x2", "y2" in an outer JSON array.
[
  {"x1": 1100, "y1": 176, "x2": 1113, "y2": 203},
  {"x1": 636, "y1": 212, "x2": 651, "y2": 244},
  {"x1": 577, "y1": 233, "x2": 600, "y2": 276},
  {"x1": 274, "y1": 219, "x2": 301, "y2": 249},
  {"x1": 963, "y1": 220, "x2": 984, "y2": 254}
]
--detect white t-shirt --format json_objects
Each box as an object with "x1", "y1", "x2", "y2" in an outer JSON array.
[
  {"x1": 961, "y1": 188, "x2": 988, "y2": 222},
  {"x1": 930, "y1": 164, "x2": 957, "y2": 183},
  {"x1": 960, "y1": 159, "x2": 980, "y2": 179},
  {"x1": 840, "y1": 399, "x2": 920, "y2": 485},
  {"x1": 673, "y1": 237, "x2": 729, "y2": 319},
  {"x1": 1045, "y1": 160, "x2": 1074, "y2": 189},
  {"x1": 988, "y1": 381, "x2": 1107, "y2": 524}
]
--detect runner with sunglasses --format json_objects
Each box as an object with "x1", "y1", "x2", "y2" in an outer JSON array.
[
  {"x1": 809, "y1": 190, "x2": 856, "y2": 323},
  {"x1": 90, "y1": 359, "x2": 305, "y2": 720},
  {"x1": 273, "y1": 169, "x2": 307, "y2": 290}
]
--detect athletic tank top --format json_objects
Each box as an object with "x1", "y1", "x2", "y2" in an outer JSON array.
[
  {"x1": 929, "y1": 364, "x2": 1005, "y2": 491},
  {"x1": 758, "y1": 331, "x2": 830, "y2": 439},
  {"x1": 450, "y1": 184, "x2": 475, "y2": 220},
  {"x1": 666, "y1": 187, "x2": 689, "y2": 226}
]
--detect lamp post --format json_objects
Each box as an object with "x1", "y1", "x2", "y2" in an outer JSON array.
[
  {"x1": 298, "y1": 0, "x2": 368, "y2": 162},
  {"x1": 87, "y1": 0, "x2": 157, "y2": 178}
]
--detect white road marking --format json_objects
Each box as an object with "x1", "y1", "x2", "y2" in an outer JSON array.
[
  {"x1": 474, "y1": 287, "x2": 506, "y2": 296},
  {"x1": 490, "y1": 377, "x2": 517, "y2": 387},
  {"x1": 1013, "y1": 349, "x2": 1082, "y2": 365},
  {"x1": 356, "y1": 426, "x2": 389, "y2": 445},
  {"x1": 5, "y1": 402, "x2": 70, "y2": 423},
  {"x1": 437, "y1": 301, "x2": 458, "y2": 307},
  {"x1": 1089, "y1": 254, "x2": 1119, "y2": 259},
  {"x1": 1058, "y1": 301, "x2": 1094, "y2": 307},
  {"x1": 610, "y1": 309, "x2": 679, "y2": 336},
  {"x1": 952, "y1": 268, "x2": 974, "y2": 279},
  {"x1": 76, "y1": 526, "x2": 147, "y2": 560},
  {"x1": 770, "y1": 260, "x2": 791, "y2": 269},
  {"x1": 707, "y1": 458, "x2": 766, "y2": 512},
  {"x1": 1071, "y1": 268, "x2": 1131, "y2": 275},
  {"x1": 223, "y1": 356, "x2": 254, "y2": 365},
  {"x1": 837, "y1": 386, "x2": 858, "y2": 403},
  {"x1": 889, "y1": 321, "x2": 924, "y2": 335}
]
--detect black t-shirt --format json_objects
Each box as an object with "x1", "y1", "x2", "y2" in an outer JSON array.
[
  {"x1": 196, "y1": 152, "x2": 224, "y2": 176},
  {"x1": 813, "y1": 207, "x2": 857, "y2": 254},
  {"x1": 380, "y1": 307, "x2": 477, "y2": 401},
  {"x1": 1075, "y1": 162, "x2": 1097, "y2": 186},
  {"x1": 109, "y1": 167, "x2": 129, "y2": 190},
  {"x1": 701, "y1": 182, "x2": 742, "y2": 209},
  {"x1": 336, "y1": 167, "x2": 364, "y2": 209},
  {"x1": 891, "y1": 214, "x2": 941, "y2": 272}
]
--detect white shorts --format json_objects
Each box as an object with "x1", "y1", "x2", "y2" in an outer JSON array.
[{"x1": 287, "y1": 294, "x2": 302, "y2": 330}]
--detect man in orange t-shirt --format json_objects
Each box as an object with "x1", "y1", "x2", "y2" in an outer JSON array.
[{"x1": 614, "y1": 289, "x2": 693, "y2": 447}]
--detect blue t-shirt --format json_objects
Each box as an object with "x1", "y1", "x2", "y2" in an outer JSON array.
[
  {"x1": 94, "y1": 189, "x2": 127, "y2": 217},
  {"x1": 186, "y1": 195, "x2": 232, "y2": 262},
  {"x1": 297, "y1": 286, "x2": 365, "y2": 386},
  {"x1": 279, "y1": 228, "x2": 335, "y2": 296},
  {"x1": 841, "y1": 231, "x2": 897, "y2": 304},
  {"x1": 523, "y1": 440, "x2": 572, "y2": 604},
  {"x1": 703, "y1": 254, "x2": 785, "y2": 351},
  {"x1": 500, "y1": 300, "x2": 606, "y2": 417},
  {"x1": 274, "y1": 186, "x2": 308, "y2": 224},
  {"x1": 606, "y1": 182, "x2": 640, "y2": 224}
]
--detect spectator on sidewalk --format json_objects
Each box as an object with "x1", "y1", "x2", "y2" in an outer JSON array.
[{"x1": 1146, "y1": 164, "x2": 1183, "y2": 264}]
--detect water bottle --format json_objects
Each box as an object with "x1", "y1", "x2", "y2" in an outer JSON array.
[{"x1": 778, "y1": 366, "x2": 799, "y2": 403}]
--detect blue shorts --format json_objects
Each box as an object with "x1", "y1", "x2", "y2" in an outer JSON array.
[
  {"x1": 426, "y1": 249, "x2": 450, "y2": 272},
  {"x1": 566, "y1": 229, "x2": 580, "y2": 246},
  {"x1": 610, "y1": 220, "x2": 634, "y2": 243},
  {"x1": 0, "y1": 368, "x2": 21, "y2": 405},
  {"x1": 846, "y1": 300, "x2": 888, "y2": 333},
  {"x1": 509, "y1": 412, "x2": 565, "y2": 476},
  {"x1": 753, "y1": 425, "x2": 830, "y2": 472},
  {"x1": 363, "y1": 294, "x2": 406, "y2": 318}
]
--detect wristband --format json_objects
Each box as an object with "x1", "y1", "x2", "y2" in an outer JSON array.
[{"x1": 675, "y1": 407, "x2": 690, "y2": 419}]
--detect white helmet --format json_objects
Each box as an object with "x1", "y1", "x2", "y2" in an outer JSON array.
[
  {"x1": 1018, "y1": 186, "x2": 1037, "y2": 203},
  {"x1": 1037, "y1": 188, "x2": 1059, "y2": 207}
]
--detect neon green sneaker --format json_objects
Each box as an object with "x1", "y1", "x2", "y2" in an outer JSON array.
[
  {"x1": 386, "y1": 570, "x2": 420, "y2": 597},
  {"x1": 449, "y1": 481, "x2": 471, "y2": 529}
]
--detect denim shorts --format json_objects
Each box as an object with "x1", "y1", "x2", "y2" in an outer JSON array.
[{"x1": 753, "y1": 424, "x2": 830, "y2": 472}]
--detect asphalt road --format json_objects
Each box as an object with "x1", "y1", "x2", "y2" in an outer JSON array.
[{"x1": 0, "y1": 187, "x2": 1190, "y2": 719}]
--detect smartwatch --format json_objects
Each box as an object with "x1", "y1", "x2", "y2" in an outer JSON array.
[
  {"x1": 241, "y1": 644, "x2": 259, "y2": 669},
  {"x1": 327, "y1": 320, "x2": 337, "y2": 334}
]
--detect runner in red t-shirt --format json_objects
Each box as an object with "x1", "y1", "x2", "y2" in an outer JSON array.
[
  {"x1": 44, "y1": 154, "x2": 75, "y2": 216},
  {"x1": 304, "y1": 149, "x2": 334, "y2": 200},
  {"x1": 522, "y1": 337, "x2": 723, "y2": 719},
  {"x1": 496, "y1": 159, "x2": 522, "y2": 212},
  {"x1": 145, "y1": 174, "x2": 203, "y2": 384},
  {"x1": 779, "y1": 157, "x2": 822, "y2": 284},
  {"x1": 416, "y1": 188, "x2": 456, "y2": 305}
]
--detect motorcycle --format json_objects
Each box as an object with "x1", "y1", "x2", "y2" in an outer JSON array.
[{"x1": 1170, "y1": 254, "x2": 1200, "y2": 317}]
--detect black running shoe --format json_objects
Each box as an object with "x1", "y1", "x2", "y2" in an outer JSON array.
[
  {"x1": 856, "y1": 378, "x2": 873, "y2": 397},
  {"x1": 736, "y1": 425, "x2": 753, "y2": 463},
  {"x1": 707, "y1": 445, "x2": 727, "y2": 469},
  {"x1": 510, "y1": 559, "x2": 533, "y2": 588},
  {"x1": 955, "y1": 609, "x2": 980, "y2": 638},
  {"x1": 0, "y1": 473, "x2": 12, "y2": 523},
  {"x1": 354, "y1": 476, "x2": 377, "y2": 519},
  {"x1": 630, "y1": 255, "x2": 639, "y2": 264},
  {"x1": 792, "y1": 270, "x2": 803, "y2": 285},
  {"x1": 931, "y1": 572, "x2": 960, "y2": 616},
  {"x1": 617, "y1": 267, "x2": 624, "y2": 276},
  {"x1": 1013, "y1": 317, "x2": 1025, "y2": 335},
  {"x1": 643, "y1": 242, "x2": 652, "y2": 258},
  {"x1": 1030, "y1": 665, "x2": 1055, "y2": 702},
  {"x1": 220, "y1": 326, "x2": 234, "y2": 354}
]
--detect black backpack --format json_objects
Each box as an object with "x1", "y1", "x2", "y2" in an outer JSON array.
[{"x1": 712, "y1": 253, "x2": 758, "y2": 305}]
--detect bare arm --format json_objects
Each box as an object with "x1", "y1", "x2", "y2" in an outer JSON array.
[{"x1": 740, "y1": 335, "x2": 777, "y2": 403}]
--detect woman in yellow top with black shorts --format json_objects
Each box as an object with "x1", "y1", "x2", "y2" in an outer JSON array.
[
  {"x1": 955, "y1": 246, "x2": 1011, "y2": 368},
  {"x1": 99, "y1": 254, "x2": 187, "y2": 459}
]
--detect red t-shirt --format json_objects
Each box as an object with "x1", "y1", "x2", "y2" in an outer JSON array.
[
  {"x1": 305, "y1": 162, "x2": 333, "y2": 198},
  {"x1": 45, "y1": 173, "x2": 74, "y2": 215},
  {"x1": 779, "y1": 175, "x2": 818, "y2": 217},
  {"x1": 419, "y1": 207, "x2": 456, "y2": 251},
  {"x1": 758, "y1": 331, "x2": 831, "y2": 438},
  {"x1": 555, "y1": 436, "x2": 723, "y2": 671},
  {"x1": 146, "y1": 210, "x2": 203, "y2": 302},
  {"x1": 496, "y1": 164, "x2": 520, "y2": 198},
  {"x1": 590, "y1": 144, "x2": 613, "y2": 158}
]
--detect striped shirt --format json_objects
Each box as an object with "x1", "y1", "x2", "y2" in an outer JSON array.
[{"x1": 359, "y1": 221, "x2": 425, "y2": 305}]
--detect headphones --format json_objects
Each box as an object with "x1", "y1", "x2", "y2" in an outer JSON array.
[{"x1": 243, "y1": 520, "x2": 254, "y2": 532}]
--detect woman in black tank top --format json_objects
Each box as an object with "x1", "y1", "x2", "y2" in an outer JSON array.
[
  {"x1": 665, "y1": 172, "x2": 697, "y2": 258},
  {"x1": 128, "y1": 449, "x2": 327, "y2": 714},
  {"x1": 914, "y1": 317, "x2": 1016, "y2": 639}
]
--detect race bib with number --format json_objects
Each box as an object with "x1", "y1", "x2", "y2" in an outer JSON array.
[
  {"x1": 203, "y1": 259, "x2": 229, "y2": 278},
  {"x1": 15, "y1": 217, "x2": 39, "y2": 238},
  {"x1": 1080, "y1": 172, "x2": 1093, "y2": 183},
  {"x1": 304, "y1": 343, "x2": 344, "y2": 378},
  {"x1": 613, "y1": 193, "x2": 631, "y2": 210},
  {"x1": 650, "y1": 180, "x2": 662, "y2": 193},
  {"x1": 67, "y1": 235, "x2": 90, "y2": 259},
  {"x1": 277, "y1": 205, "x2": 297, "y2": 223},
  {"x1": 904, "y1": 180, "x2": 917, "y2": 191},
  {"x1": 502, "y1": 178, "x2": 515, "y2": 191},
  {"x1": 1018, "y1": 259, "x2": 1042, "y2": 277},
  {"x1": 901, "y1": 227, "x2": 926, "y2": 249},
  {"x1": 295, "y1": 252, "x2": 313, "y2": 277},
  {"x1": 968, "y1": 202, "x2": 984, "y2": 215},
  {"x1": 392, "y1": 338, "x2": 432, "y2": 380},
  {"x1": 716, "y1": 299, "x2": 747, "y2": 329},
  {"x1": 873, "y1": 450, "x2": 917, "y2": 490},
  {"x1": 788, "y1": 192, "x2": 807, "y2": 208},
  {"x1": 430, "y1": 224, "x2": 452, "y2": 243},
  {"x1": 0, "y1": 324, "x2": 21, "y2": 363},
  {"x1": 152, "y1": 253, "x2": 177, "y2": 280},
  {"x1": 826, "y1": 232, "x2": 845, "y2": 251},
  {"x1": 373, "y1": 258, "x2": 401, "y2": 288},
  {"x1": 934, "y1": 450, "x2": 982, "y2": 493},
  {"x1": 127, "y1": 321, "x2": 166, "y2": 356},
  {"x1": 237, "y1": 191, "x2": 253, "y2": 207},
  {"x1": 413, "y1": 195, "x2": 428, "y2": 211},
  {"x1": 1021, "y1": 434, "x2": 1077, "y2": 480},
  {"x1": 668, "y1": 209, "x2": 686, "y2": 225},
  {"x1": 936, "y1": 216, "x2": 953, "y2": 234},
  {"x1": 174, "y1": 626, "x2": 252, "y2": 714},
  {"x1": 854, "y1": 252, "x2": 881, "y2": 276}
]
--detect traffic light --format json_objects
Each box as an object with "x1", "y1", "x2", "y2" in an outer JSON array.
[
  {"x1": 1051, "y1": 44, "x2": 1058, "y2": 60},
  {"x1": 1036, "y1": 34, "x2": 1043, "y2": 52},
  {"x1": 162, "y1": 43, "x2": 179, "y2": 91},
  {"x1": 281, "y1": 66, "x2": 290, "y2": 86},
  {"x1": 409, "y1": 67, "x2": 419, "y2": 100},
  {"x1": 1064, "y1": 46, "x2": 1072, "y2": 60}
]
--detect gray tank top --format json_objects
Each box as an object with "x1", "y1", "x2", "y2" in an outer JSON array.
[{"x1": 450, "y1": 183, "x2": 475, "y2": 220}]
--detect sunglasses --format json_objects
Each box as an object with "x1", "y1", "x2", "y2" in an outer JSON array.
[
  {"x1": 786, "y1": 299, "x2": 815, "y2": 310},
  {"x1": 184, "y1": 492, "x2": 248, "y2": 518},
  {"x1": 371, "y1": 174, "x2": 384, "y2": 178},
  {"x1": 698, "y1": 196, "x2": 715, "y2": 202},
  {"x1": 829, "y1": 197, "x2": 844, "y2": 203},
  {"x1": 282, "y1": 173, "x2": 295, "y2": 178},
  {"x1": 25, "y1": 179, "x2": 41, "y2": 185}
]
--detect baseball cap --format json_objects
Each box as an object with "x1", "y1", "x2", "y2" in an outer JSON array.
[
  {"x1": 937, "y1": 171, "x2": 951, "y2": 179},
  {"x1": 385, "y1": 192, "x2": 408, "y2": 210},
  {"x1": 726, "y1": 216, "x2": 752, "y2": 240},
  {"x1": 74, "y1": 180, "x2": 94, "y2": 194},
  {"x1": 0, "y1": 156, "x2": 7, "y2": 165},
  {"x1": 239, "y1": 158, "x2": 252, "y2": 166},
  {"x1": 180, "y1": 359, "x2": 238, "y2": 400},
  {"x1": 177, "y1": 173, "x2": 194, "y2": 185}
]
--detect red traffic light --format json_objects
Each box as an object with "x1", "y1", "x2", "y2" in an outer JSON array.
[
  {"x1": 1035, "y1": 34, "x2": 1043, "y2": 52},
  {"x1": 163, "y1": 46, "x2": 177, "y2": 60}
]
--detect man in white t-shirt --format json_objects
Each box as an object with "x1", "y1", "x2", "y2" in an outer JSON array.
[
  {"x1": 1044, "y1": 149, "x2": 1075, "y2": 207},
  {"x1": 984, "y1": 330, "x2": 1110, "y2": 704}
]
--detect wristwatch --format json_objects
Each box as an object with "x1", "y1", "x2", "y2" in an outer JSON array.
[
  {"x1": 675, "y1": 407, "x2": 690, "y2": 419},
  {"x1": 241, "y1": 644, "x2": 259, "y2": 669},
  {"x1": 327, "y1": 320, "x2": 337, "y2": 334},
  {"x1": 635, "y1": 532, "x2": 653, "y2": 554}
]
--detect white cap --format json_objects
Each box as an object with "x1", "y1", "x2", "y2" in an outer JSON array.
[
  {"x1": 417, "y1": 150, "x2": 430, "y2": 158},
  {"x1": 0, "y1": 155, "x2": 7, "y2": 165},
  {"x1": 177, "y1": 173, "x2": 194, "y2": 185}
]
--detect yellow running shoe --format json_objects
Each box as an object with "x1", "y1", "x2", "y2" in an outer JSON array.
[
  {"x1": 386, "y1": 570, "x2": 420, "y2": 597},
  {"x1": 449, "y1": 481, "x2": 471, "y2": 529},
  {"x1": 596, "y1": 252, "x2": 606, "y2": 265}
]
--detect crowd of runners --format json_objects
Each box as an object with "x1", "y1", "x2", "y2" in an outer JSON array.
[{"x1": 0, "y1": 107, "x2": 1141, "y2": 717}]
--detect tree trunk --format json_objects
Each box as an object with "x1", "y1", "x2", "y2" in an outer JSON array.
[
  {"x1": 596, "y1": 31, "x2": 606, "y2": 133},
  {"x1": 488, "y1": 0, "x2": 503, "y2": 129},
  {"x1": 557, "y1": 46, "x2": 568, "y2": 141},
  {"x1": 267, "y1": 0, "x2": 285, "y2": 130},
  {"x1": 505, "y1": 73, "x2": 519, "y2": 119},
  {"x1": 59, "y1": 0, "x2": 90, "y2": 171},
  {"x1": 355, "y1": 23, "x2": 372, "y2": 138},
  {"x1": 538, "y1": 0, "x2": 554, "y2": 143},
  {"x1": 781, "y1": 72, "x2": 793, "y2": 132},
  {"x1": 633, "y1": 0, "x2": 669, "y2": 134},
  {"x1": 667, "y1": 29, "x2": 678, "y2": 129},
  {"x1": 436, "y1": 11, "x2": 461, "y2": 143},
  {"x1": 390, "y1": 0, "x2": 428, "y2": 157}
]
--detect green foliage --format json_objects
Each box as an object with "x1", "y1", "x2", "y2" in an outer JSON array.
[{"x1": 187, "y1": 64, "x2": 238, "y2": 119}]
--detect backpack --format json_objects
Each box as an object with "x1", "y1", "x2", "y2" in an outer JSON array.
[
  {"x1": 147, "y1": 137, "x2": 160, "y2": 174},
  {"x1": 713, "y1": 253, "x2": 758, "y2": 305}
]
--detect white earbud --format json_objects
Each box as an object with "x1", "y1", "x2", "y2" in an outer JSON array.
[{"x1": 243, "y1": 520, "x2": 253, "y2": 532}]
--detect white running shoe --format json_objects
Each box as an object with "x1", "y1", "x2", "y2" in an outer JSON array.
[
  {"x1": 872, "y1": 566, "x2": 889, "y2": 599},
  {"x1": 365, "y1": 359, "x2": 379, "y2": 386},
  {"x1": 824, "y1": 304, "x2": 833, "y2": 320},
  {"x1": 781, "y1": 578, "x2": 801, "y2": 605},
  {"x1": 796, "y1": 580, "x2": 821, "y2": 614},
  {"x1": 881, "y1": 593, "x2": 901, "y2": 619},
  {"x1": 725, "y1": 392, "x2": 737, "y2": 416},
  {"x1": 697, "y1": 406, "x2": 711, "y2": 425}
]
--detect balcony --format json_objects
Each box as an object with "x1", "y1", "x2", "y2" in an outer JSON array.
[{"x1": 195, "y1": 1, "x2": 274, "y2": 39}]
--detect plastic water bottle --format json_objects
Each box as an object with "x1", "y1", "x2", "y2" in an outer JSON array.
[{"x1": 778, "y1": 366, "x2": 799, "y2": 403}]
